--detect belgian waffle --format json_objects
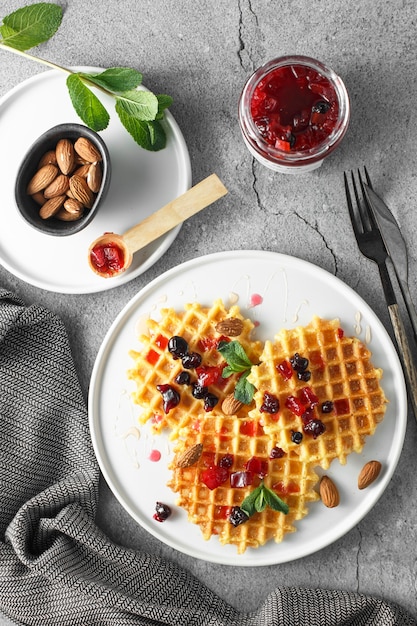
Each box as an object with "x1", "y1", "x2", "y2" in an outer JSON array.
[
  {"x1": 127, "y1": 299, "x2": 262, "y2": 436},
  {"x1": 168, "y1": 414, "x2": 320, "y2": 553},
  {"x1": 248, "y1": 316, "x2": 388, "y2": 469}
]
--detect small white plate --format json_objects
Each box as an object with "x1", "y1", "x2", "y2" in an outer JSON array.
[
  {"x1": 88, "y1": 250, "x2": 407, "y2": 566},
  {"x1": 0, "y1": 68, "x2": 191, "y2": 294}
]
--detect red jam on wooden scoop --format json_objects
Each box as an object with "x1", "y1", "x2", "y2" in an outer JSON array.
[{"x1": 88, "y1": 233, "x2": 132, "y2": 278}]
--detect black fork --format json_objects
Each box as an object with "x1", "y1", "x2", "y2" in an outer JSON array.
[
  {"x1": 344, "y1": 168, "x2": 396, "y2": 308},
  {"x1": 344, "y1": 168, "x2": 417, "y2": 418}
]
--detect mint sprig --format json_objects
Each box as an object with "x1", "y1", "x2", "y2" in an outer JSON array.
[
  {"x1": 218, "y1": 340, "x2": 256, "y2": 404},
  {"x1": 0, "y1": 3, "x2": 172, "y2": 151},
  {"x1": 241, "y1": 481, "x2": 289, "y2": 517}
]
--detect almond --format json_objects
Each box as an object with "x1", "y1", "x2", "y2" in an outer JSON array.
[
  {"x1": 38, "y1": 150, "x2": 57, "y2": 168},
  {"x1": 26, "y1": 164, "x2": 58, "y2": 195},
  {"x1": 74, "y1": 137, "x2": 102, "y2": 163},
  {"x1": 222, "y1": 393, "x2": 244, "y2": 415},
  {"x1": 73, "y1": 163, "x2": 91, "y2": 178},
  {"x1": 56, "y1": 138, "x2": 75, "y2": 175},
  {"x1": 64, "y1": 197, "x2": 84, "y2": 215},
  {"x1": 69, "y1": 174, "x2": 94, "y2": 208},
  {"x1": 215, "y1": 317, "x2": 244, "y2": 337},
  {"x1": 55, "y1": 206, "x2": 84, "y2": 222},
  {"x1": 358, "y1": 460, "x2": 382, "y2": 490},
  {"x1": 39, "y1": 195, "x2": 66, "y2": 219},
  {"x1": 319, "y1": 475, "x2": 340, "y2": 508},
  {"x1": 31, "y1": 191, "x2": 46, "y2": 206},
  {"x1": 175, "y1": 443, "x2": 203, "y2": 468},
  {"x1": 87, "y1": 161, "x2": 102, "y2": 193},
  {"x1": 43, "y1": 174, "x2": 70, "y2": 198}
]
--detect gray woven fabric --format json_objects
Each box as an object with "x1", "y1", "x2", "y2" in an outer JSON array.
[{"x1": 0, "y1": 288, "x2": 415, "y2": 626}]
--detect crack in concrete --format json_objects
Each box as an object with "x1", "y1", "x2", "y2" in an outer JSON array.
[
  {"x1": 294, "y1": 211, "x2": 338, "y2": 275},
  {"x1": 237, "y1": 0, "x2": 259, "y2": 71},
  {"x1": 251, "y1": 160, "x2": 263, "y2": 212}
]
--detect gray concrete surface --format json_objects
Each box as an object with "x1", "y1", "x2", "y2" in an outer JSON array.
[{"x1": 1, "y1": 0, "x2": 417, "y2": 623}]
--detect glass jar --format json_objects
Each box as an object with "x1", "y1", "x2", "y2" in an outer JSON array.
[{"x1": 238, "y1": 55, "x2": 350, "y2": 173}]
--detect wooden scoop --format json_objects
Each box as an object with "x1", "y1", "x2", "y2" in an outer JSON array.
[{"x1": 88, "y1": 173, "x2": 227, "y2": 278}]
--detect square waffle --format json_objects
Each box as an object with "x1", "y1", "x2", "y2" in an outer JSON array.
[
  {"x1": 247, "y1": 316, "x2": 388, "y2": 469},
  {"x1": 127, "y1": 299, "x2": 262, "y2": 437},
  {"x1": 168, "y1": 414, "x2": 320, "y2": 554}
]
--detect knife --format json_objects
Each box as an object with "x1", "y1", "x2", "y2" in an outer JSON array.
[{"x1": 364, "y1": 183, "x2": 417, "y2": 341}]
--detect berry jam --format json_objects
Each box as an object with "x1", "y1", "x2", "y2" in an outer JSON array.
[
  {"x1": 239, "y1": 55, "x2": 350, "y2": 172},
  {"x1": 89, "y1": 241, "x2": 125, "y2": 277},
  {"x1": 250, "y1": 65, "x2": 339, "y2": 152}
]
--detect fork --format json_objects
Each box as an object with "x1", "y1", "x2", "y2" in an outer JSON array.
[{"x1": 344, "y1": 169, "x2": 417, "y2": 418}]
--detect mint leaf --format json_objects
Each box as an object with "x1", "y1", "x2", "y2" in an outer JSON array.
[
  {"x1": 241, "y1": 481, "x2": 289, "y2": 519},
  {"x1": 67, "y1": 74, "x2": 110, "y2": 131},
  {"x1": 254, "y1": 489, "x2": 267, "y2": 513},
  {"x1": 115, "y1": 90, "x2": 159, "y2": 121},
  {"x1": 241, "y1": 484, "x2": 262, "y2": 517},
  {"x1": 115, "y1": 99, "x2": 166, "y2": 151},
  {"x1": 156, "y1": 94, "x2": 174, "y2": 119},
  {"x1": 218, "y1": 341, "x2": 254, "y2": 374},
  {"x1": 1, "y1": 3, "x2": 62, "y2": 51},
  {"x1": 234, "y1": 371, "x2": 255, "y2": 404},
  {"x1": 218, "y1": 341, "x2": 256, "y2": 404},
  {"x1": 262, "y1": 484, "x2": 289, "y2": 515},
  {"x1": 80, "y1": 68, "x2": 143, "y2": 93}
]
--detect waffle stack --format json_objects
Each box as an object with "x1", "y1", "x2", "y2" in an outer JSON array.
[
  {"x1": 168, "y1": 414, "x2": 320, "y2": 554},
  {"x1": 248, "y1": 317, "x2": 388, "y2": 469},
  {"x1": 128, "y1": 304, "x2": 388, "y2": 553},
  {"x1": 127, "y1": 299, "x2": 262, "y2": 436}
]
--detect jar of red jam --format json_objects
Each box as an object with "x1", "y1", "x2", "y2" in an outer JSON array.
[{"x1": 238, "y1": 55, "x2": 350, "y2": 173}]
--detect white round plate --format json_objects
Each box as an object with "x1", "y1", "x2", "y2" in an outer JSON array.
[
  {"x1": 0, "y1": 68, "x2": 191, "y2": 294},
  {"x1": 88, "y1": 250, "x2": 407, "y2": 566}
]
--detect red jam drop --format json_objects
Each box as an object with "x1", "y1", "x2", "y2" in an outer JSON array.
[
  {"x1": 250, "y1": 64, "x2": 339, "y2": 152},
  {"x1": 90, "y1": 240, "x2": 125, "y2": 277},
  {"x1": 148, "y1": 449, "x2": 161, "y2": 462},
  {"x1": 249, "y1": 293, "x2": 263, "y2": 307}
]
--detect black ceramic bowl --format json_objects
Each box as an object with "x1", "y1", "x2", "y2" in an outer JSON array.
[{"x1": 15, "y1": 123, "x2": 111, "y2": 236}]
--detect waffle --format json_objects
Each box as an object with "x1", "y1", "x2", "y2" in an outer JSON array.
[
  {"x1": 127, "y1": 299, "x2": 262, "y2": 437},
  {"x1": 168, "y1": 413, "x2": 320, "y2": 553},
  {"x1": 248, "y1": 316, "x2": 388, "y2": 469}
]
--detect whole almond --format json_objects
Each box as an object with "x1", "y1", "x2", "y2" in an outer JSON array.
[
  {"x1": 175, "y1": 443, "x2": 203, "y2": 468},
  {"x1": 319, "y1": 475, "x2": 340, "y2": 508},
  {"x1": 64, "y1": 197, "x2": 84, "y2": 215},
  {"x1": 39, "y1": 195, "x2": 66, "y2": 219},
  {"x1": 358, "y1": 460, "x2": 382, "y2": 490},
  {"x1": 222, "y1": 393, "x2": 244, "y2": 415},
  {"x1": 87, "y1": 161, "x2": 102, "y2": 193},
  {"x1": 69, "y1": 174, "x2": 94, "y2": 208},
  {"x1": 74, "y1": 137, "x2": 102, "y2": 163},
  {"x1": 55, "y1": 206, "x2": 84, "y2": 222},
  {"x1": 26, "y1": 164, "x2": 58, "y2": 195},
  {"x1": 56, "y1": 138, "x2": 75, "y2": 175},
  {"x1": 215, "y1": 317, "x2": 244, "y2": 337},
  {"x1": 43, "y1": 174, "x2": 70, "y2": 198},
  {"x1": 38, "y1": 150, "x2": 57, "y2": 168}
]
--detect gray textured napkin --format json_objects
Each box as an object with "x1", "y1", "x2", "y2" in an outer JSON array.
[{"x1": 0, "y1": 288, "x2": 415, "y2": 626}]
